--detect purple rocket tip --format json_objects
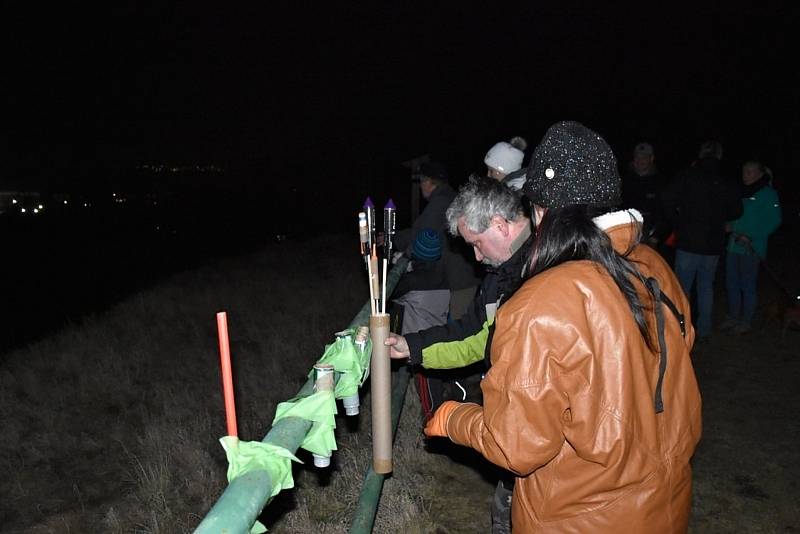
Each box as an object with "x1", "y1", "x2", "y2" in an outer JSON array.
[
  {"x1": 363, "y1": 197, "x2": 374, "y2": 208},
  {"x1": 384, "y1": 198, "x2": 396, "y2": 210}
]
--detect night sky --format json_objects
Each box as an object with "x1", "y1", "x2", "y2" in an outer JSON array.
[{"x1": 3, "y1": 3, "x2": 798, "y2": 201}]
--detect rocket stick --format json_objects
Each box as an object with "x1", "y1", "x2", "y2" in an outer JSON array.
[
  {"x1": 216, "y1": 311, "x2": 238, "y2": 438},
  {"x1": 381, "y1": 258, "x2": 388, "y2": 314},
  {"x1": 366, "y1": 252, "x2": 376, "y2": 315},
  {"x1": 370, "y1": 245, "x2": 380, "y2": 313}
]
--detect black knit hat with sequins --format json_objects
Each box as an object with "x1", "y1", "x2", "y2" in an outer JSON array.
[{"x1": 524, "y1": 121, "x2": 621, "y2": 209}]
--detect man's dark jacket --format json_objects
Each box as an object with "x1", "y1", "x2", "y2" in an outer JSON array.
[
  {"x1": 621, "y1": 168, "x2": 669, "y2": 242},
  {"x1": 394, "y1": 183, "x2": 481, "y2": 291},
  {"x1": 662, "y1": 158, "x2": 742, "y2": 255},
  {"x1": 406, "y1": 232, "x2": 533, "y2": 369}
]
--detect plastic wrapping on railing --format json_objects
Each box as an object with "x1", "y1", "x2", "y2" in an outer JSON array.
[
  {"x1": 313, "y1": 328, "x2": 373, "y2": 399},
  {"x1": 272, "y1": 389, "x2": 338, "y2": 460},
  {"x1": 218, "y1": 436, "x2": 302, "y2": 532}
]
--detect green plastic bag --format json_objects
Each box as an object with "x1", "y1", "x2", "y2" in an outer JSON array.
[
  {"x1": 273, "y1": 389, "x2": 338, "y2": 458},
  {"x1": 314, "y1": 329, "x2": 372, "y2": 398},
  {"x1": 219, "y1": 436, "x2": 302, "y2": 533}
]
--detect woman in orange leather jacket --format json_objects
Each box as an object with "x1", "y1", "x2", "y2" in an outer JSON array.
[{"x1": 426, "y1": 122, "x2": 702, "y2": 533}]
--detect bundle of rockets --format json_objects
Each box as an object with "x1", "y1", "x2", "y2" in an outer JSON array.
[
  {"x1": 358, "y1": 197, "x2": 396, "y2": 316},
  {"x1": 358, "y1": 197, "x2": 395, "y2": 474}
]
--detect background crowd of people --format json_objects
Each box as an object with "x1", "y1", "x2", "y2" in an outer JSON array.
[
  {"x1": 385, "y1": 122, "x2": 782, "y2": 533},
  {"x1": 397, "y1": 131, "x2": 783, "y2": 345}
]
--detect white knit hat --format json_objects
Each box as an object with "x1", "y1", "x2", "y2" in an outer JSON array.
[{"x1": 484, "y1": 139, "x2": 525, "y2": 173}]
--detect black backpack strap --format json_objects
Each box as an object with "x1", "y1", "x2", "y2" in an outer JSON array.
[
  {"x1": 658, "y1": 290, "x2": 686, "y2": 338},
  {"x1": 645, "y1": 277, "x2": 668, "y2": 414}
]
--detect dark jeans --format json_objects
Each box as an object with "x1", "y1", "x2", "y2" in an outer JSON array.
[
  {"x1": 674, "y1": 249, "x2": 719, "y2": 339},
  {"x1": 726, "y1": 251, "x2": 760, "y2": 326}
]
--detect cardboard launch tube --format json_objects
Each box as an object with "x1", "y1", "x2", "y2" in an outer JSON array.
[
  {"x1": 313, "y1": 363, "x2": 335, "y2": 393},
  {"x1": 369, "y1": 313, "x2": 392, "y2": 474},
  {"x1": 312, "y1": 364, "x2": 335, "y2": 468}
]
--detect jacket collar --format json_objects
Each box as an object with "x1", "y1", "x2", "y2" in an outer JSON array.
[
  {"x1": 508, "y1": 220, "x2": 532, "y2": 258},
  {"x1": 593, "y1": 209, "x2": 643, "y2": 254}
]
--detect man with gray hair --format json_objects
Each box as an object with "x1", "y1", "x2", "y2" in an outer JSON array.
[
  {"x1": 386, "y1": 175, "x2": 533, "y2": 534},
  {"x1": 386, "y1": 175, "x2": 532, "y2": 384},
  {"x1": 447, "y1": 176, "x2": 532, "y2": 267}
]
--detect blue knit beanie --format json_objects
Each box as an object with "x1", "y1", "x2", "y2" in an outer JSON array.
[{"x1": 412, "y1": 229, "x2": 442, "y2": 262}]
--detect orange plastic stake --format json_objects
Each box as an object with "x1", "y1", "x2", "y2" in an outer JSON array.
[{"x1": 216, "y1": 311, "x2": 238, "y2": 438}]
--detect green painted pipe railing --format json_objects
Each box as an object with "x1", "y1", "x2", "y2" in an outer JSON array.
[{"x1": 195, "y1": 257, "x2": 409, "y2": 533}]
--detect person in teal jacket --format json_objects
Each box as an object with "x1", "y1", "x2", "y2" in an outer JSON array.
[{"x1": 722, "y1": 160, "x2": 782, "y2": 334}]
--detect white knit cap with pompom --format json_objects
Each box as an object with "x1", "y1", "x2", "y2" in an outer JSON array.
[{"x1": 484, "y1": 136, "x2": 527, "y2": 173}]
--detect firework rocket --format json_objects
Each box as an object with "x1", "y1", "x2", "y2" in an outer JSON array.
[
  {"x1": 383, "y1": 199, "x2": 396, "y2": 261},
  {"x1": 358, "y1": 211, "x2": 369, "y2": 257},
  {"x1": 363, "y1": 197, "x2": 376, "y2": 253}
]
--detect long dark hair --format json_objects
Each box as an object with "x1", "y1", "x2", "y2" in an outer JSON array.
[{"x1": 528, "y1": 205, "x2": 655, "y2": 350}]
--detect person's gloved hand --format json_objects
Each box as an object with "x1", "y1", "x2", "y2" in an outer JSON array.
[{"x1": 424, "y1": 400, "x2": 461, "y2": 438}]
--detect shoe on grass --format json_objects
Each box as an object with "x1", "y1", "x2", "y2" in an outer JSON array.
[{"x1": 719, "y1": 318, "x2": 740, "y2": 331}]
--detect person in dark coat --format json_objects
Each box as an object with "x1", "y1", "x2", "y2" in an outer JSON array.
[
  {"x1": 393, "y1": 160, "x2": 481, "y2": 320},
  {"x1": 661, "y1": 141, "x2": 742, "y2": 341},
  {"x1": 621, "y1": 142, "x2": 670, "y2": 247}
]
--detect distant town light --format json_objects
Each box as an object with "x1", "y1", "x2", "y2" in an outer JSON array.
[
  {"x1": 12, "y1": 199, "x2": 17, "y2": 204},
  {"x1": 20, "y1": 208, "x2": 26, "y2": 213},
  {"x1": 112, "y1": 193, "x2": 116, "y2": 197},
  {"x1": 64, "y1": 200, "x2": 68, "y2": 205},
  {"x1": 33, "y1": 208, "x2": 39, "y2": 214},
  {"x1": 38, "y1": 204, "x2": 43, "y2": 209}
]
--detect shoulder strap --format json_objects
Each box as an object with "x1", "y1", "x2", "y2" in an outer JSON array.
[
  {"x1": 644, "y1": 277, "x2": 688, "y2": 413},
  {"x1": 645, "y1": 277, "x2": 668, "y2": 414},
  {"x1": 658, "y1": 290, "x2": 686, "y2": 338}
]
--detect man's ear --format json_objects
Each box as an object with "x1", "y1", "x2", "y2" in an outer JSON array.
[{"x1": 490, "y1": 215, "x2": 509, "y2": 237}]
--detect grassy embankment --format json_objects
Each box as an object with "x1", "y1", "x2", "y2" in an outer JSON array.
[
  {"x1": 0, "y1": 234, "x2": 492, "y2": 533},
  {"x1": 3, "y1": 225, "x2": 798, "y2": 533}
]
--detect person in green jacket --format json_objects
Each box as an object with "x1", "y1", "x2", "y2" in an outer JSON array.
[{"x1": 722, "y1": 160, "x2": 782, "y2": 334}]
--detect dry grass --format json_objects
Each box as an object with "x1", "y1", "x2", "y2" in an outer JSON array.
[
  {"x1": 687, "y1": 230, "x2": 800, "y2": 533},
  {"x1": 0, "y1": 234, "x2": 367, "y2": 532},
  {"x1": 3, "y1": 227, "x2": 798, "y2": 533},
  {"x1": 265, "y1": 384, "x2": 493, "y2": 533},
  {"x1": 0, "y1": 232, "x2": 494, "y2": 533}
]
